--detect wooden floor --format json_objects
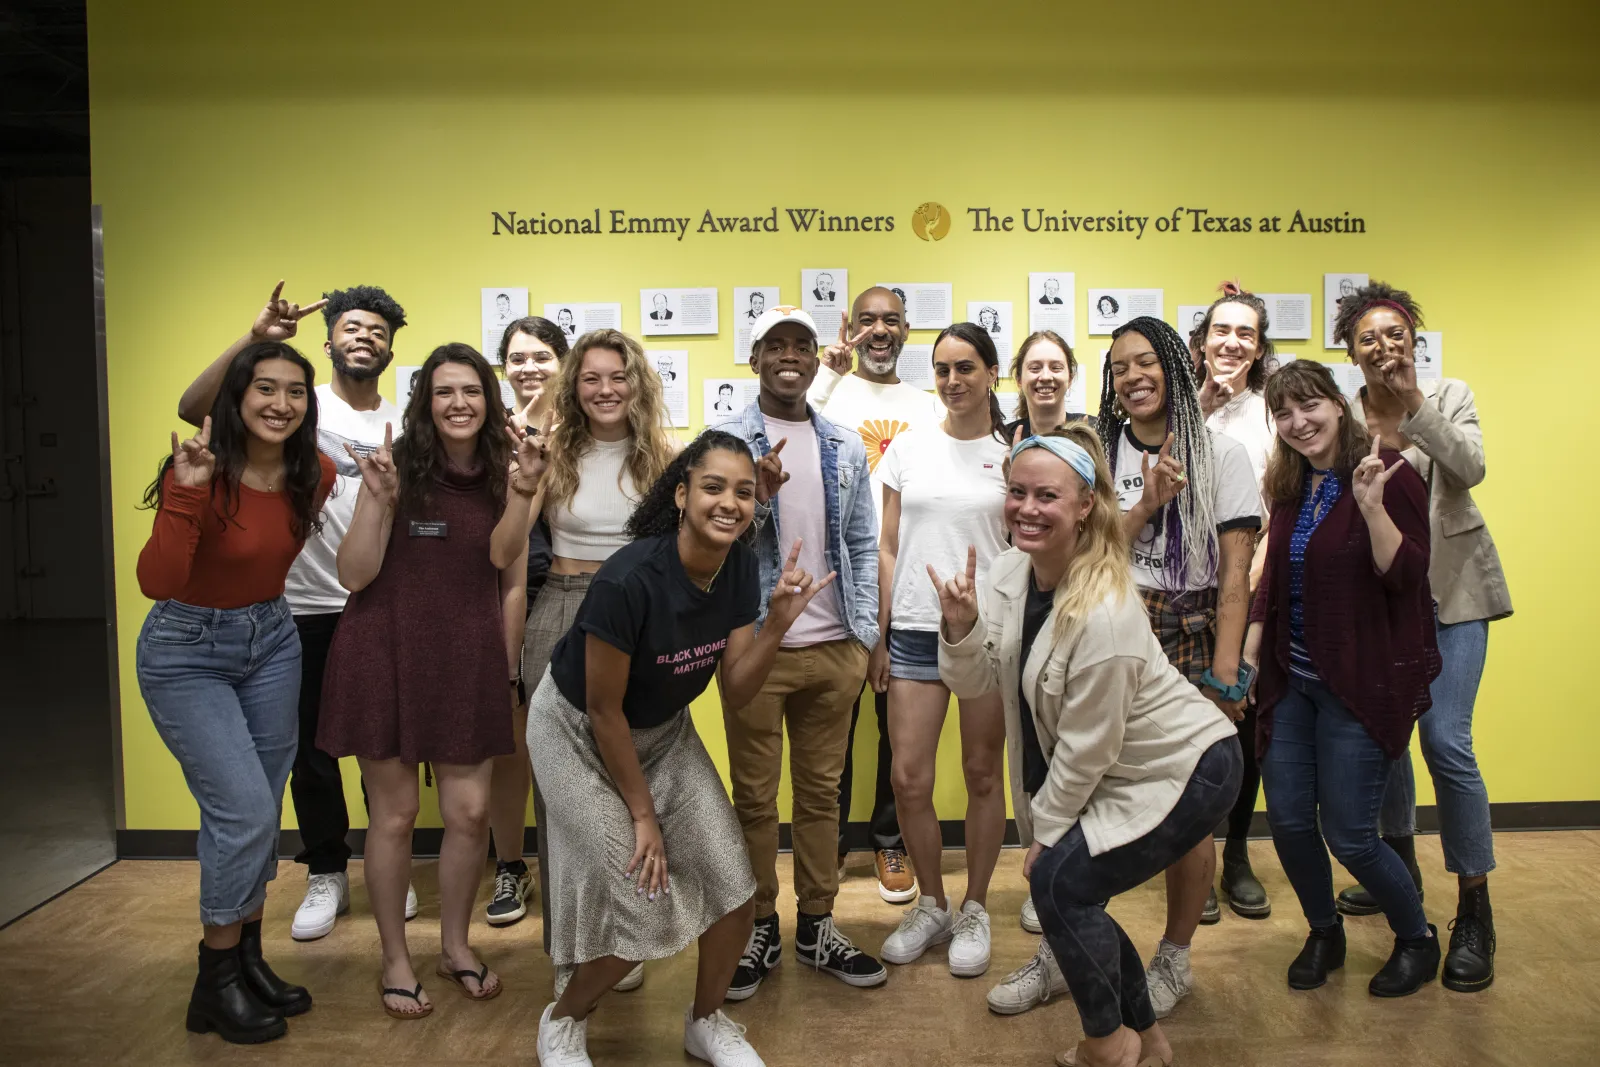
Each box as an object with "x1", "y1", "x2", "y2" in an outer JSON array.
[{"x1": 1, "y1": 833, "x2": 1595, "y2": 1066}]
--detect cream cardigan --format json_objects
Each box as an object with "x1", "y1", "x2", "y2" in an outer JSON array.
[{"x1": 939, "y1": 548, "x2": 1237, "y2": 855}]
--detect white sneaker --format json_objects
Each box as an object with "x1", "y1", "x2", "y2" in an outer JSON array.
[
  {"x1": 987, "y1": 939, "x2": 1069, "y2": 1015},
  {"x1": 684, "y1": 1007, "x2": 765, "y2": 1067},
  {"x1": 1020, "y1": 897, "x2": 1042, "y2": 934},
  {"x1": 405, "y1": 881, "x2": 419, "y2": 921},
  {"x1": 880, "y1": 895, "x2": 954, "y2": 965},
  {"x1": 537, "y1": 1002, "x2": 592, "y2": 1066},
  {"x1": 291, "y1": 871, "x2": 348, "y2": 940},
  {"x1": 554, "y1": 962, "x2": 645, "y2": 998},
  {"x1": 1144, "y1": 943, "x2": 1193, "y2": 1019},
  {"x1": 949, "y1": 900, "x2": 992, "y2": 977}
]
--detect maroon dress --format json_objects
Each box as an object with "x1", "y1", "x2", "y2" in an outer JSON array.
[{"x1": 318, "y1": 462, "x2": 513, "y2": 765}]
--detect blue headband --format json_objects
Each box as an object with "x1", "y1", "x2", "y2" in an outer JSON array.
[{"x1": 1011, "y1": 434, "x2": 1096, "y2": 488}]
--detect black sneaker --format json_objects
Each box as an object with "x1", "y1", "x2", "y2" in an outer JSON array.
[
  {"x1": 485, "y1": 861, "x2": 531, "y2": 926},
  {"x1": 726, "y1": 913, "x2": 781, "y2": 1001},
  {"x1": 795, "y1": 913, "x2": 888, "y2": 988}
]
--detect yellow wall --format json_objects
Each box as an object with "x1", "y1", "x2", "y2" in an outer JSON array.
[{"x1": 90, "y1": 2, "x2": 1600, "y2": 831}]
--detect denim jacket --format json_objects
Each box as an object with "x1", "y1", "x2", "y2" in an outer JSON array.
[{"x1": 712, "y1": 400, "x2": 880, "y2": 649}]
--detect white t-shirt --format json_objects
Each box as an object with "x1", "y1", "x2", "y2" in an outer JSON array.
[
  {"x1": 880, "y1": 425, "x2": 1009, "y2": 632},
  {"x1": 762, "y1": 415, "x2": 848, "y2": 647},
  {"x1": 285, "y1": 384, "x2": 402, "y2": 614},
  {"x1": 1207, "y1": 389, "x2": 1275, "y2": 520},
  {"x1": 1111, "y1": 425, "x2": 1261, "y2": 593},
  {"x1": 808, "y1": 365, "x2": 941, "y2": 520}
]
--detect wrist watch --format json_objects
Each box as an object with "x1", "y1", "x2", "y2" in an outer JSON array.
[{"x1": 1202, "y1": 661, "x2": 1255, "y2": 703}]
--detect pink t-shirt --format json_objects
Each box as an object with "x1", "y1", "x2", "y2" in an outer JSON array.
[{"x1": 762, "y1": 414, "x2": 850, "y2": 647}]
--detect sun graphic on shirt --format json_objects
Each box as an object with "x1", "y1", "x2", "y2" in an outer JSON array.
[{"x1": 858, "y1": 419, "x2": 911, "y2": 472}]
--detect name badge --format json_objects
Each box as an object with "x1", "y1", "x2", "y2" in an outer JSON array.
[{"x1": 409, "y1": 520, "x2": 449, "y2": 538}]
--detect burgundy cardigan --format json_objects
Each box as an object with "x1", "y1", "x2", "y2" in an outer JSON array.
[{"x1": 1250, "y1": 450, "x2": 1442, "y2": 760}]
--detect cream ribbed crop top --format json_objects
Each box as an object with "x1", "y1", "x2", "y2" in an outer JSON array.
[{"x1": 546, "y1": 437, "x2": 640, "y2": 561}]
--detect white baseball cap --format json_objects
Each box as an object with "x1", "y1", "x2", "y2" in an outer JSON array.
[{"x1": 748, "y1": 305, "x2": 820, "y2": 344}]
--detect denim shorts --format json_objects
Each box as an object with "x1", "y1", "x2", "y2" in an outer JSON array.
[{"x1": 888, "y1": 628, "x2": 941, "y2": 682}]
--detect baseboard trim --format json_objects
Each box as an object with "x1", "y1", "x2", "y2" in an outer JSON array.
[{"x1": 116, "y1": 800, "x2": 1600, "y2": 860}]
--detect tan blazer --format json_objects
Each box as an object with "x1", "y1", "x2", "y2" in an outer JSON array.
[
  {"x1": 1352, "y1": 378, "x2": 1512, "y2": 625},
  {"x1": 939, "y1": 548, "x2": 1237, "y2": 855}
]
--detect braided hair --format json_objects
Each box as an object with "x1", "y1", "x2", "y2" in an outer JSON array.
[
  {"x1": 1096, "y1": 315, "x2": 1218, "y2": 591},
  {"x1": 625, "y1": 429, "x2": 757, "y2": 541}
]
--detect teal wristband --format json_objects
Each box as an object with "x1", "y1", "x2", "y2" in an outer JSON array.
[{"x1": 1202, "y1": 662, "x2": 1255, "y2": 703}]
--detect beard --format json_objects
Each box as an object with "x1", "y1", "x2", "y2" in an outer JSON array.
[
  {"x1": 856, "y1": 336, "x2": 903, "y2": 376},
  {"x1": 330, "y1": 340, "x2": 394, "y2": 381}
]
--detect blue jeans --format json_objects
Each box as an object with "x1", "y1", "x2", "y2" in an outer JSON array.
[
  {"x1": 136, "y1": 598, "x2": 300, "y2": 926},
  {"x1": 1261, "y1": 676, "x2": 1429, "y2": 940},
  {"x1": 1030, "y1": 737, "x2": 1243, "y2": 1039},
  {"x1": 1377, "y1": 618, "x2": 1495, "y2": 877}
]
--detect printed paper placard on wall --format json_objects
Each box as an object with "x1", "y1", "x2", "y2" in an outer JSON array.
[
  {"x1": 704, "y1": 378, "x2": 760, "y2": 423},
  {"x1": 1260, "y1": 293, "x2": 1313, "y2": 340},
  {"x1": 877, "y1": 282, "x2": 953, "y2": 330},
  {"x1": 482, "y1": 287, "x2": 528, "y2": 364},
  {"x1": 648, "y1": 350, "x2": 690, "y2": 427},
  {"x1": 543, "y1": 302, "x2": 621, "y2": 344},
  {"x1": 1413, "y1": 331, "x2": 1443, "y2": 380},
  {"x1": 1323, "y1": 273, "x2": 1367, "y2": 348},
  {"x1": 967, "y1": 300, "x2": 1014, "y2": 373},
  {"x1": 1087, "y1": 289, "x2": 1163, "y2": 335},
  {"x1": 1176, "y1": 304, "x2": 1210, "y2": 342},
  {"x1": 641, "y1": 288, "x2": 718, "y2": 336},
  {"x1": 1028, "y1": 272, "x2": 1075, "y2": 336},
  {"x1": 802, "y1": 268, "x2": 849, "y2": 341},
  {"x1": 897, "y1": 343, "x2": 934, "y2": 390},
  {"x1": 733, "y1": 286, "x2": 781, "y2": 364}
]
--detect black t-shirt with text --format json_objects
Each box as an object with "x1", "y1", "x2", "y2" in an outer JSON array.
[{"x1": 548, "y1": 533, "x2": 760, "y2": 728}]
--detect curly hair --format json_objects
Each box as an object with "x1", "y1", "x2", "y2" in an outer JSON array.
[
  {"x1": 932, "y1": 321, "x2": 1008, "y2": 443},
  {"x1": 542, "y1": 329, "x2": 677, "y2": 512},
  {"x1": 143, "y1": 341, "x2": 325, "y2": 539},
  {"x1": 392, "y1": 343, "x2": 511, "y2": 519},
  {"x1": 625, "y1": 430, "x2": 755, "y2": 540},
  {"x1": 1194, "y1": 281, "x2": 1275, "y2": 393},
  {"x1": 1096, "y1": 315, "x2": 1218, "y2": 592},
  {"x1": 1332, "y1": 280, "x2": 1424, "y2": 351},
  {"x1": 1011, "y1": 330, "x2": 1078, "y2": 428},
  {"x1": 497, "y1": 315, "x2": 569, "y2": 366},
  {"x1": 320, "y1": 285, "x2": 407, "y2": 339},
  {"x1": 1262, "y1": 360, "x2": 1371, "y2": 507}
]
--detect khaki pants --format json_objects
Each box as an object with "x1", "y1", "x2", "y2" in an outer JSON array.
[{"x1": 724, "y1": 639, "x2": 869, "y2": 918}]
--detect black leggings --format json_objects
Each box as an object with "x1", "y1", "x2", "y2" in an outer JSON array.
[{"x1": 1030, "y1": 738, "x2": 1243, "y2": 1039}]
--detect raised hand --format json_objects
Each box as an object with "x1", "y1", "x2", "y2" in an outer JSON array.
[
  {"x1": 170, "y1": 416, "x2": 215, "y2": 488},
  {"x1": 1197, "y1": 359, "x2": 1236, "y2": 418},
  {"x1": 251, "y1": 280, "x2": 328, "y2": 342},
  {"x1": 1351, "y1": 437, "x2": 1403, "y2": 514},
  {"x1": 927, "y1": 544, "x2": 979, "y2": 640},
  {"x1": 506, "y1": 409, "x2": 552, "y2": 496},
  {"x1": 346, "y1": 421, "x2": 398, "y2": 505},
  {"x1": 1376, "y1": 344, "x2": 1420, "y2": 401},
  {"x1": 756, "y1": 437, "x2": 790, "y2": 504},
  {"x1": 1138, "y1": 433, "x2": 1186, "y2": 516},
  {"x1": 821, "y1": 317, "x2": 872, "y2": 376},
  {"x1": 766, "y1": 538, "x2": 838, "y2": 632}
]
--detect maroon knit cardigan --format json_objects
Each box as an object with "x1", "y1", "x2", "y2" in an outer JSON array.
[{"x1": 1250, "y1": 450, "x2": 1442, "y2": 760}]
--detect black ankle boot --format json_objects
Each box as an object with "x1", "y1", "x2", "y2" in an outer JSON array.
[
  {"x1": 1443, "y1": 881, "x2": 1495, "y2": 992},
  {"x1": 239, "y1": 919, "x2": 313, "y2": 1016},
  {"x1": 186, "y1": 942, "x2": 288, "y2": 1044},
  {"x1": 1368, "y1": 923, "x2": 1440, "y2": 998},
  {"x1": 1336, "y1": 835, "x2": 1424, "y2": 916},
  {"x1": 1221, "y1": 839, "x2": 1271, "y2": 918},
  {"x1": 1287, "y1": 919, "x2": 1345, "y2": 990}
]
